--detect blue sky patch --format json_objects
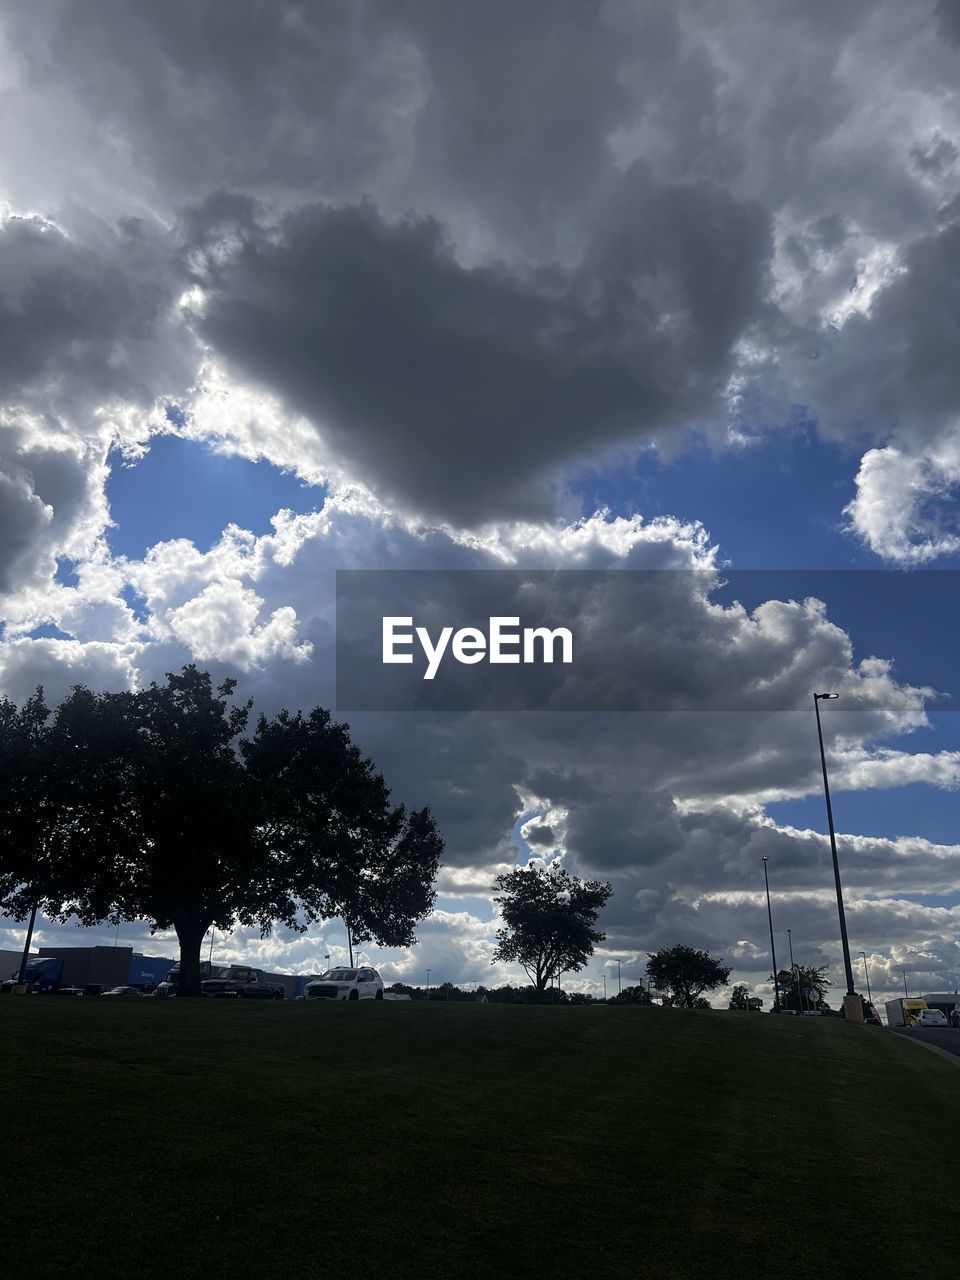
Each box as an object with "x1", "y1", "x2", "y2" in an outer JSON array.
[{"x1": 106, "y1": 435, "x2": 325, "y2": 561}]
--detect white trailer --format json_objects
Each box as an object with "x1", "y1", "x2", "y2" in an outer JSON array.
[{"x1": 885, "y1": 997, "x2": 927, "y2": 1027}]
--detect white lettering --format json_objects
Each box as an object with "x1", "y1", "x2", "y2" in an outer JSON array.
[
  {"x1": 382, "y1": 617, "x2": 574, "y2": 678},
  {"x1": 523, "y1": 626, "x2": 573, "y2": 664},
  {"x1": 416, "y1": 625, "x2": 453, "y2": 680},
  {"x1": 382, "y1": 617, "x2": 414, "y2": 664},
  {"x1": 452, "y1": 627, "x2": 487, "y2": 664},
  {"x1": 489, "y1": 616, "x2": 521, "y2": 664}
]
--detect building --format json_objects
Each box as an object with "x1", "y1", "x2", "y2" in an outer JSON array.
[
  {"x1": 39, "y1": 945, "x2": 133, "y2": 990},
  {"x1": 920, "y1": 992, "x2": 960, "y2": 1020},
  {"x1": 0, "y1": 948, "x2": 36, "y2": 980}
]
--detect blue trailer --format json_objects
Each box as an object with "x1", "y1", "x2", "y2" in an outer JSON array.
[{"x1": 2, "y1": 956, "x2": 64, "y2": 993}]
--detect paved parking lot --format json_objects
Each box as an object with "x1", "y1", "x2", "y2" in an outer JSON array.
[{"x1": 892, "y1": 1026, "x2": 960, "y2": 1059}]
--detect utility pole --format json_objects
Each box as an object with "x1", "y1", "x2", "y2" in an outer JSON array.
[
  {"x1": 15, "y1": 903, "x2": 38, "y2": 988},
  {"x1": 859, "y1": 951, "x2": 872, "y2": 1005},
  {"x1": 787, "y1": 928, "x2": 802, "y2": 1013},
  {"x1": 762, "y1": 857, "x2": 780, "y2": 1012},
  {"x1": 814, "y1": 693, "x2": 856, "y2": 997}
]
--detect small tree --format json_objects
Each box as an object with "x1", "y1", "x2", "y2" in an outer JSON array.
[
  {"x1": 491, "y1": 864, "x2": 612, "y2": 997},
  {"x1": 728, "y1": 983, "x2": 750, "y2": 1011},
  {"x1": 646, "y1": 945, "x2": 732, "y2": 1009}
]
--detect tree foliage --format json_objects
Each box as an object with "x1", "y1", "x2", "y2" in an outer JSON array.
[
  {"x1": 777, "y1": 963, "x2": 832, "y2": 1012},
  {"x1": 491, "y1": 864, "x2": 612, "y2": 995},
  {"x1": 728, "y1": 983, "x2": 750, "y2": 1010},
  {"x1": 610, "y1": 984, "x2": 652, "y2": 1005},
  {"x1": 0, "y1": 667, "x2": 443, "y2": 995},
  {"x1": 645, "y1": 945, "x2": 732, "y2": 1009}
]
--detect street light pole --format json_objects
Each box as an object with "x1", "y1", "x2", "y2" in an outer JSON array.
[
  {"x1": 616, "y1": 958, "x2": 622, "y2": 996},
  {"x1": 859, "y1": 951, "x2": 872, "y2": 1005},
  {"x1": 15, "y1": 902, "x2": 38, "y2": 987},
  {"x1": 426, "y1": 968, "x2": 431, "y2": 999},
  {"x1": 762, "y1": 857, "x2": 780, "y2": 1012},
  {"x1": 814, "y1": 693, "x2": 855, "y2": 997},
  {"x1": 902, "y1": 969, "x2": 908, "y2": 999},
  {"x1": 787, "y1": 928, "x2": 802, "y2": 1013},
  {"x1": 601, "y1": 974, "x2": 607, "y2": 1001}
]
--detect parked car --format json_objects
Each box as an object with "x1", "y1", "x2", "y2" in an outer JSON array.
[
  {"x1": 304, "y1": 967, "x2": 384, "y2": 1001},
  {"x1": 864, "y1": 1004, "x2": 883, "y2": 1026},
  {"x1": 915, "y1": 1008, "x2": 948, "y2": 1028},
  {"x1": 101, "y1": 986, "x2": 143, "y2": 998},
  {"x1": 201, "y1": 965, "x2": 286, "y2": 1000}
]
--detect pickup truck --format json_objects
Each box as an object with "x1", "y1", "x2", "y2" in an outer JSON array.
[{"x1": 201, "y1": 964, "x2": 286, "y2": 1000}]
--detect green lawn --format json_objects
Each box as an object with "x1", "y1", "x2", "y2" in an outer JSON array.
[{"x1": 2, "y1": 1000, "x2": 957, "y2": 1280}]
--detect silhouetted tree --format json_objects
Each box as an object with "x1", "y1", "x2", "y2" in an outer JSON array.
[
  {"x1": 646, "y1": 945, "x2": 731, "y2": 1008},
  {"x1": 491, "y1": 864, "x2": 612, "y2": 996},
  {"x1": 0, "y1": 668, "x2": 442, "y2": 996},
  {"x1": 728, "y1": 983, "x2": 750, "y2": 1010},
  {"x1": 777, "y1": 963, "x2": 831, "y2": 1013},
  {"x1": 611, "y1": 984, "x2": 652, "y2": 1005}
]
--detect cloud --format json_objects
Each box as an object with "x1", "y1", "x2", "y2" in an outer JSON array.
[
  {"x1": 181, "y1": 182, "x2": 770, "y2": 525},
  {"x1": 4, "y1": 2, "x2": 960, "y2": 999}
]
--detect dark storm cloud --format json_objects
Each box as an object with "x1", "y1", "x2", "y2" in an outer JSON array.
[
  {"x1": 936, "y1": 0, "x2": 960, "y2": 46},
  {"x1": 797, "y1": 203, "x2": 960, "y2": 444},
  {"x1": 0, "y1": 214, "x2": 186, "y2": 413},
  {"x1": 186, "y1": 178, "x2": 771, "y2": 524},
  {"x1": 0, "y1": 212, "x2": 195, "y2": 594}
]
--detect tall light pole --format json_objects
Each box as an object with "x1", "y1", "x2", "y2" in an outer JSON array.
[
  {"x1": 761, "y1": 857, "x2": 780, "y2": 1012},
  {"x1": 615, "y1": 958, "x2": 622, "y2": 996},
  {"x1": 902, "y1": 969, "x2": 908, "y2": 999},
  {"x1": 859, "y1": 951, "x2": 872, "y2": 1005},
  {"x1": 15, "y1": 903, "x2": 38, "y2": 988},
  {"x1": 787, "y1": 928, "x2": 802, "y2": 1013},
  {"x1": 601, "y1": 974, "x2": 607, "y2": 1001},
  {"x1": 814, "y1": 693, "x2": 855, "y2": 997},
  {"x1": 426, "y1": 968, "x2": 431, "y2": 999}
]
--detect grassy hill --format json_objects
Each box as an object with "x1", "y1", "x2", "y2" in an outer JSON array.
[{"x1": 2, "y1": 1000, "x2": 957, "y2": 1280}]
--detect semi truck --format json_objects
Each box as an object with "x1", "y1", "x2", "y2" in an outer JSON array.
[
  {"x1": 0, "y1": 956, "x2": 64, "y2": 993},
  {"x1": 884, "y1": 997, "x2": 928, "y2": 1027}
]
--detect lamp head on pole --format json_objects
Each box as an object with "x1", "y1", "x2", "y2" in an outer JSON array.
[{"x1": 815, "y1": 692, "x2": 840, "y2": 700}]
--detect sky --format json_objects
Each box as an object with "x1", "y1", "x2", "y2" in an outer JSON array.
[{"x1": 2, "y1": 0, "x2": 960, "y2": 1007}]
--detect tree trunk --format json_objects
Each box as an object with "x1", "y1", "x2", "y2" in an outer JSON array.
[{"x1": 174, "y1": 917, "x2": 208, "y2": 998}]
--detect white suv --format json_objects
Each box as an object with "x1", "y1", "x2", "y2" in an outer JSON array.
[
  {"x1": 915, "y1": 1008, "x2": 948, "y2": 1028},
  {"x1": 304, "y1": 967, "x2": 384, "y2": 1002}
]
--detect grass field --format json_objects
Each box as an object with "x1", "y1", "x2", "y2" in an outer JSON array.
[{"x1": 2, "y1": 1000, "x2": 958, "y2": 1280}]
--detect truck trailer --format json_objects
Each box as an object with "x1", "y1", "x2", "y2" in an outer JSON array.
[{"x1": 884, "y1": 997, "x2": 928, "y2": 1027}]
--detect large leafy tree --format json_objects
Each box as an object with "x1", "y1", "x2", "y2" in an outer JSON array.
[
  {"x1": 778, "y1": 963, "x2": 832, "y2": 1013},
  {"x1": 646, "y1": 945, "x2": 732, "y2": 1009},
  {"x1": 491, "y1": 863, "x2": 612, "y2": 997},
  {"x1": 0, "y1": 667, "x2": 443, "y2": 996}
]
